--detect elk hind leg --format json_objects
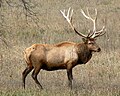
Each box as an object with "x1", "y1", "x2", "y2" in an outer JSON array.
[
  {"x1": 22, "y1": 66, "x2": 33, "y2": 89},
  {"x1": 31, "y1": 65, "x2": 43, "y2": 89}
]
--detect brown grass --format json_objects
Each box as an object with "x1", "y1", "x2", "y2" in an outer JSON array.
[{"x1": 0, "y1": 0, "x2": 120, "y2": 95}]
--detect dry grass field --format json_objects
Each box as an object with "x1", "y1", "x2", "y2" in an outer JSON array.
[{"x1": 0, "y1": 0, "x2": 120, "y2": 96}]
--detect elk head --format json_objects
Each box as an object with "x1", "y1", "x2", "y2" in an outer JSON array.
[{"x1": 60, "y1": 8, "x2": 106, "y2": 52}]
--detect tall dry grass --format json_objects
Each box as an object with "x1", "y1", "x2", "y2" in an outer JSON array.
[{"x1": 0, "y1": 0, "x2": 120, "y2": 95}]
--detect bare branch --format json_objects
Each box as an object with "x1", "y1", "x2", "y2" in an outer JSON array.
[{"x1": 20, "y1": 0, "x2": 39, "y2": 27}]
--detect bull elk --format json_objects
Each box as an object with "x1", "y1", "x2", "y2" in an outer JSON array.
[{"x1": 22, "y1": 8, "x2": 106, "y2": 89}]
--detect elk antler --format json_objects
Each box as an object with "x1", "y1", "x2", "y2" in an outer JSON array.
[
  {"x1": 81, "y1": 8, "x2": 106, "y2": 38},
  {"x1": 93, "y1": 26, "x2": 106, "y2": 38},
  {"x1": 60, "y1": 8, "x2": 87, "y2": 38}
]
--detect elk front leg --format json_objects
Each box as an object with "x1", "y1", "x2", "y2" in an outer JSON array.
[{"x1": 67, "y1": 68, "x2": 73, "y2": 89}]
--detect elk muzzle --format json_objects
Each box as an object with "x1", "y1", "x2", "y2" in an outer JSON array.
[{"x1": 93, "y1": 46, "x2": 101, "y2": 52}]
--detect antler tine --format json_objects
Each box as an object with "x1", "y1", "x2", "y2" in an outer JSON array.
[
  {"x1": 70, "y1": 8, "x2": 73, "y2": 21},
  {"x1": 93, "y1": 26, "x2": 106, "y2": 38},
  {"x1": 94, "y1": 8, "x2": 98, "y2": 20},
  {"x1": 91, "y1": 8, "x2": 98, "y2": 37},
  {"x1": 81, "y1": 8, "x2": 98, "y2": 37},
  {"x1": 96, "y1": 26, "x2": 105, "y2": 34},
  {"x1": 60, "y1": 8, "x2": 87, "y2": 38},
  {"x1": 86, "y1": 8, "x2": 93, "y2": 20},
  {"x1": 81, "y1": 8, "x2": 96, "y2": 23},
  {"x1": 81, "y1": 9, "x2": 90, "y2": 20},
  {"x1": 67, "y1": 7, "x2": 71, "y2": 18}
]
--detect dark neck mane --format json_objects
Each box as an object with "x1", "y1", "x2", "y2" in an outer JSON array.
[{"x1": 76, "y1": 43, "x2": 92, "y2": 64}]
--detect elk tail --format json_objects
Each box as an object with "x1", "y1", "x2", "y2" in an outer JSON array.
[
  {"x1": 23, "y1": 50, "x2": 31, "y2": 64},
  {"x1": 23, "y1": 45, "x2": 36, "y2": 66}
]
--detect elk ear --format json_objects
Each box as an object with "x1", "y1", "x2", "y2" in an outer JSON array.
[{"x1": 82, "y1": 38, "x2": 87, "y2": 43}]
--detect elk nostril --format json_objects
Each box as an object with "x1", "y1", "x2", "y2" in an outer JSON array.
[{"x1": 98, "y1": 48, "x2": 101, "y2": 52}]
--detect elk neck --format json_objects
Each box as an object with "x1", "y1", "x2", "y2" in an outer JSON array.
[{"x1": 75, "y1": 43, "x2": 92, "y2": 64}]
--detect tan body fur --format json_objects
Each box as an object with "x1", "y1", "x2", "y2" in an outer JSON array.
[{"x1": 24, "y1": 42, "x2": 92, "y2": 71}]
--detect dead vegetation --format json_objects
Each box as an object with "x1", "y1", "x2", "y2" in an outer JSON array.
[{"x1": 0, "y1": 0, "x2": 120, "y2": 95}]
